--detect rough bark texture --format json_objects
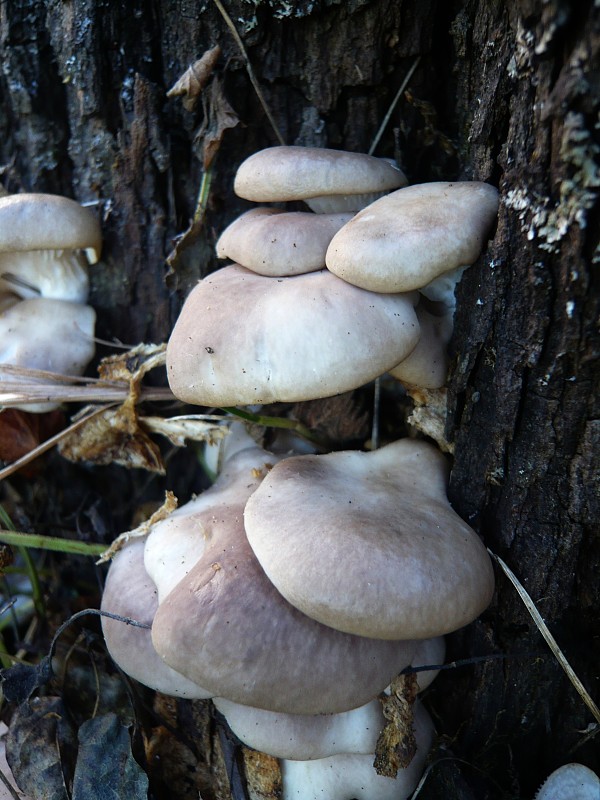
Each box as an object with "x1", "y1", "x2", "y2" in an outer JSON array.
[{"x1": 0, "y1": 1, "x2": 598, "y2": 799}]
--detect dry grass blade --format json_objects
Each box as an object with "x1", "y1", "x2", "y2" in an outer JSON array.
[
  {"x1": 368, "y1": 55, "x2": 421, "y2": 156},
  {"x1": 489, "y1": 549, "x2": 600, "y2": 724}
]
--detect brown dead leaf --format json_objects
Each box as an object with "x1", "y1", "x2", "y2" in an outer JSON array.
[
  {"x1": 58, "y1": 400, "x2": 165, "y2": 474},
  {"x1": 373, "y1": 672, "x2": 419, "y2": 777},
  {"x1": 97, "y1": 491, "x2": 178, "y2": 563},
  {"x1": 242, "y1": 747, "x2": 282, "y2": 800},
  {"x1": 98, "y1": 343, "x2": 166, "y2": 385},
  {"x1": 0, "y1": 408, "x2": 65, "y2": 476},
  {"x1": 167, "y1": 45, "x2": 222, "y2": 112},
  {"x1": 196, "y1": 77, "x2": 240, "y2": 170}
]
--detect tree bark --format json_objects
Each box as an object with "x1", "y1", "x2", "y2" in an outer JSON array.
[{"x1": 0, "y1": 1, "x2": 597, "y2": 798}]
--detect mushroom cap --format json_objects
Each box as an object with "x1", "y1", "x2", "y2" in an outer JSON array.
[
  {"x1": 280, "y1": 701, "x2": 435, "y2": 800},
  {"x1": 216, "y1": 208, "x2": 353, "y2": 276},
  {"x1": 101, "y1": 539, "x2": 212, "y2": 699},
  {"x1": 389, "y1": 303, "x2": 453, "y2": 389},
  {"x1": 244, "y1": 438, "x2": 495, "y2": 640},
  {"x1": 535, "y1": 764, "x2": 600, "y2": 800},
  {"x1": 213, "y1": 695, "x2": 387, "y2": 761},
  {"x1": 0, "y1": 297, "x2": 96, "y2": 412},
  {"x1": 233, "y1": 146, "x2": 408, "y2": 213},
  {"x1": 325, "y1": 181, "x2": 499, "y2": 292},
  {"x1": 150, "y1": 448, "x2": 417, "y2": 715},
  {"x1": 0, "y1": 249, "x2": 89, "y2": 302},
  {"x1": 0, "y1": 193, "x2": 102, "y2": 264},
  {"x1": 166, "y1": 265, "x2": 420, "y2": 407}
]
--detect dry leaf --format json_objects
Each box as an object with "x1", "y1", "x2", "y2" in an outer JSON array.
[
  {"x1": 196, "y1": 77, "x2": 240, "y2": 169},
  {"x1": 98, "y1": 343, "x2": 166, "y2": 385},
  {"x1": 167, "y1": 45, "x2": 221, "y2": 112},
  {"x1": 373, "y1": 673, "x2": 419, "y2": 777},
  {"x1": 97, "y1": 491, "x2": 178, "y2": 563},
  {"x1": 406, "y1": 386, "x2": 454, "y2": 454},
  {"x1": 242, "y1": 747, "x2": 282, "y2": 800},
  {"x1": 0, "y1": 408, "x2": 64, "y2": 476},
  {"x1": 58, "y1": 400, "x2": 165, "y2": 474},
  {"x1": 140, "y1": 415, "x2": 228, "y2": 448}
]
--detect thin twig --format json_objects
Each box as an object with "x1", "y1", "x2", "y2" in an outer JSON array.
[
  {"x1": 212, "y1": 0, "x2": 285, "y2": 145},
  {"x1": 489, "y1": 549, "x2": 600, "y2": 725},
  {"x1": 368, "y1": 55, "x2": 421, "y2": 156}
]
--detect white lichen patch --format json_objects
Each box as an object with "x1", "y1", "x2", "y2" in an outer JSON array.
[{"x1": 504, "y1": 113, "x2": 600, "y2": 252}]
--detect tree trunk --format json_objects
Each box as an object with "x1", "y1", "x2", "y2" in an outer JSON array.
[{"x1": 0, "y1": 1, "x2": 597, "y2": 798}]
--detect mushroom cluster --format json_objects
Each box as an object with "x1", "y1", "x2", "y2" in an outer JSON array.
[
  {"x1": 102, "y1": 431, "x2": 452, "y2": 798},
  {"x1": 0, "y1": 194, "x2": 101, "y2": 411},
  {"x1": 167, "y1": 145, "x2": 499, "y2": 401},
  {"x1": 103, "y1": 146, "x2": 499, "y2": 797}
]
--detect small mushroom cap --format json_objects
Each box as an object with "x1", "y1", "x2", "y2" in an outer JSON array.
[
  {"x1": 535, "y1": 764, "x2": 600, "y2": 800},
  {"x1": 101, "y1": 539, "x2": 212, "y2": 699},
  {"x1": 0, "y1": 193, "x2": 102, "y2": 264},
  {"x1": 325, "y1": 181, "x2": 499, "y2": 292},
  {"x1": 281, "y1": 701, "x2": 435, "y2": 800},
  {"x1": 213, "y1": 695, "x2": 387, "y2": 760},
  {"x1": 233, "y1": 146, "x2": 408, "y2": 213},
  {"x1": 244, "y1": 438, "x2": 495, "y2": 640},
  {"x1": 150, "y1": 448, "x2": 417, "y2": 715},
  {"x1": 166, "y1": 265, "x2": 420, "y2": 406},
  {"x1": 0, "y1": 298, "x2": 96, "y2": 412},
  {"x1": 389, "y1": 303, "x2": 453, "y2": 389},
  {"x1": 216, "y1": 208, "x2": 353, "y2": 276}
]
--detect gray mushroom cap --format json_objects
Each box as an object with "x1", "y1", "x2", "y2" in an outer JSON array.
[
  {"x1": 166, "y1": 265, "x2": 420, "y2": 407},
  {"x1": 325, "y1": 181, "x2": 499, "y2": 292},
  {"x1": 101, "y1": 539, "x2": 212, "y2": 699},
  {"x1": 244, "y1": 438, "x2": 495, "y2": 640},
  {"x1": 233, "y1": 146, "x2": 408, "y2": 213},
  {"x1": 150, "y1": 447, "x2": 417, "y2": 715},
  {"x1": 0, "y1": 193, "x2": 102, "y2": 264},
  {"x1": 216, "y1": 207, "x2": 353, "y2": 276}
]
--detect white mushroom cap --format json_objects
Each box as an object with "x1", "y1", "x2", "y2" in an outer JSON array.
[
  {"x1": 216, "y1": 208, "x2": 353, "y2": 276},
  {"x1": 0, "y1": 298, "x2": 96, "y2": 412},
  {"x1": 166, "y1": 265, "x2": 420, "y2": 407},
  {"x1": 389, "y1": 303, "x2": 453, "y2": 389},
  {"x1": 0, "y1": 193, "x2": 102, "y2": 264},
  {"x1": 325, "y1": 181, "x2": 499, "y2": 292},
  {"x1": 281, "y1": 701, "x2": 435, "y2": 800},
  {"x1": 233, "y1": 146, "x2": 408, "y2": 213},
  {"x1": 535, "y1": 764, "x2": 600, "y2": 800},
  {"x1": 101, "y1": 539, "x2": 212, "y2": 699},
  {"x1": 409, "y1": 636, "x2": 446, "y2": 692},
  {"x1": 244, "y1": 438, "x2": 495, "y2": 640},
  {"x1": 213, "y1": 695, "x2": 387, "y2": 761}
]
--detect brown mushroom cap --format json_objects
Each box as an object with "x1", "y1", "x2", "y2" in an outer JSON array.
[
  {"x1": 166, "y1": 265, "x2": 420, "y2": 407},
  {"x1": 0, "y1": 193, "x2": 102, "y2": 264},
  {"x1": 150, "y1": 448, "x2": 417, "y2": 715},
  {"x1": 325, "y1": 181, "x2": 499, "y2": 292},
  {"x1": 233, "y1": 146, "x2": 408, "y2": 213},
  {"x1": 216, "y1": 208, "x2": 353, "y2": 276},
  {"x1": 101, "y1": 539, "x2": 212, "y2": 699},
  {"x1": 244, "y1": 438, "x2": 495, "y2": 640}
]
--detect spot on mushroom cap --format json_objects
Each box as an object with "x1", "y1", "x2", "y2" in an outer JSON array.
[
  {"x1": 233, "y1": 146, "x2": 407, "y2": 211},
  {"x1": 216, "y1": 207, "x2": 353, "y2": 276},
  {"x1": 244, "y1": 438, "x2": 495, "y2": 640},
  {"x1": 0, "y1": 193, "x2": 102, "y2": 263},
  {"x1": 325, "y1": 181, "x2": 499, "y2": 292},
  {"x1": 150, "y1": 448, "x2": 417, "y2": 715},
  {"x1": 166, "y1": 265, "x2": 420, "y2": 407}
]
